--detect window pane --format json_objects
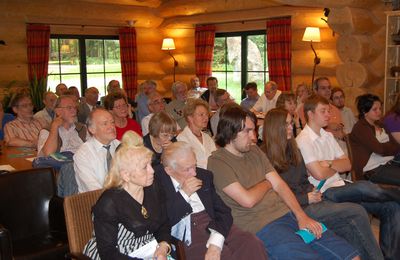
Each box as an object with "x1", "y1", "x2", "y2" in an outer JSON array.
[
  {"x1": 247, "y1": 72, "x2": 264, "y2": 96},
  {"x1": 247, "y1": 35, "x2": 265, "y2": 72},
  {"x1": 106, "y1": 73, "x2": 123, "y2": 90},
  {"x1": 61, "y1": 74, "x2": 81, "y2": 89},
  {"x1": 212, "y1": 72, "x2": 226, "y2": 89},
  {"x1": 49, "y1": 39, "x2": 60, "y2": 75},
  {"x1": 105, "y1": 40, "x2": 121, "y2": 72},
  {"x1": 226, "y1": 37, "x2": 241, "y2": 72},
  {"x1": 213, "y1": 37, "x2": 226, "y2": 71},
  {"x1": 60, "y1": 39, "x2": 80, "y2": 74},
  {"x1": 87, "y1": 73, "x2": 106, "y2": 97},
  {"x1": 226, "y1": 72, "x2": 242, "y2": 103},
  {"x1": 86, "y1": 39, "x2": 104, "y2": 73},
  {"x1": 47, "y1": 74, "x2": 61, "y2": 93}
]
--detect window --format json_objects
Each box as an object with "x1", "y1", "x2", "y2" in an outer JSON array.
[
  {"x1": 48, "y1": 36, "x2": 122, "y2": 97},
  {"x1": 212, "y1": 30, "x2": 268, "y2": 102}
]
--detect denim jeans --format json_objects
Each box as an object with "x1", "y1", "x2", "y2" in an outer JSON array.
[
  {"x1": 367, "y1": 162, "x2": 400, "y2": 186},
  {"x1": 256, "y1": 212, "x2": 359, "y2": 260},
  {"x1": 324, "y1": 181, "x2": 400, "y2": 260},
  {"x1": 305, "y1": 200, "x2": 383, "y2": 260}
]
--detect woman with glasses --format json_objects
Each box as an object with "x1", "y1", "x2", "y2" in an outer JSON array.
[
  {"x1": 143, "y1": 111, "x2": 177, "y2": 167},
  {"x1": 4, "y1": 93, "x2": 46, "y2": 147},
  {"x1": 104, "y1": 92, "x2": 142, "y2": 140}
]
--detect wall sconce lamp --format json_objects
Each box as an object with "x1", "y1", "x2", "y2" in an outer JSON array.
[
  {"x1": 302, "y1": 27, "x2": 321, "y2": 85},
  {"x1": 161, "y1": 38, "x2": 178, "y2": 82}
]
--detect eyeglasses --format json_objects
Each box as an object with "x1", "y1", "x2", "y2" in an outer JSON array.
[
  {"x1": 58, "y1": 106, "x2": 77, "y2": 111},
  {"x1": 113, "y1": 104, "x2": 128, "y2": 110},
  {"x1": 158, "y1": 132, "x2": 175, "y2": 140}
]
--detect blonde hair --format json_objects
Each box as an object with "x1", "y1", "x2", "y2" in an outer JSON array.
[
  {"x1": 183, "y1": 98, "x2": 209, "y2": 122},
  {"x1": 103, "y1": 132, "x2": 152, "y2": 189}
]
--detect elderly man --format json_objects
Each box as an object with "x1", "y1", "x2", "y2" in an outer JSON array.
[
  {"x1": 155, "y1": 142, "x2": 267, "y2": 260},
  {"x1": 74, "y1": 108, "x2": 120, "y2": 193},
  {"x1": 78, "y1": 87, "x2": 99, "y2": 124},
  {"x1": 136, "y1": 80, "x2": 157, "y2": 123},
  {"x1": 330, "y1": 87, "x2": 357, "y2": 134},
  {"x1": 166, "y1": 81, "x2": 188, "y2": 129},
  {"x1": 141, "y1": 92, "x2": 167, "y2": 135},
  {"x1": 34, "y1": 91, "x2": 57, "y2": 127},
  {"x1": 187, "y1": 76, "x2": 206, "y2": 99},
  {"x1": 240, "y1": 82, "x2": 260, "y2": 110},
  {"x1": 200, "y1": 77, "x2": 219, "y2": 111},
  {"x1": 210, "y1": 89, "x2": 233, "y2": 136},
  {"x1": 251, "y1": 81, "x2": 281, "y2": 114},
  {"x1": 55, "y1": 83, "x2": 68, "y2": 96},
  {"x1": 37, "y1": 95, "x2": 86, "y2": 157}
]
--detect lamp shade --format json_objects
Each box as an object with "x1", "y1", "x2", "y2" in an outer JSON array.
[
  {"x1": 161, "y1": 38, "x2": 176, "y2": 50},
  {"x1": 302, "y1": 27, "x2": 321, "y2": 42}
]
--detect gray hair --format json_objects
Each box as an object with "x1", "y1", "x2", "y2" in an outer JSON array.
[
  {"x1": 54, "y1": 95, "x2": 75, "y2": 108},
  {"x1": 161, "y1": 141, "x2": 195, "y2": 170},
  {"x1": 171, "y1": 81, "x2": 187, "y2": 97},
  {"x1": 265, "y1": 81, "x2": 278, "y2": 91}
]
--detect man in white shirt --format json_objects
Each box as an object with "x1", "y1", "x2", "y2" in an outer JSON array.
[
  {"x1": 34, "y1": 91, "x2": 57, "y2": 127},
  {"x1": 187, "y1": 76, "x2": 207, "y2": 99},
  {"x1": 141, "y1": 92, "x2": 167, "y2": 136},
  {"x1": 210, "y1": 89, "x2": 233, "y2": 136},
  {"x1": 77, "y1": 87, "x2": 99, "y2": 124},
  {"x1": 330, "y1": 87, "x2": 357, "y2": 134},
  {"x1": 251, "y1": 81, "x2": 281, "y2": 114},
  {"x1": 74, "y1": 108, "x2": 120, "y2": 192},
  {"x1": 155, "y1": 142, "x2": 267, "y2": 260}
]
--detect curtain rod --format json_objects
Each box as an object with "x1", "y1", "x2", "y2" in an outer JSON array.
[
  {"x1": 197, "y1": 15, "x2": 291, "y2": 26},
  {"x1": 27, "y1": 22, "x2": 133, "y2": 29}
]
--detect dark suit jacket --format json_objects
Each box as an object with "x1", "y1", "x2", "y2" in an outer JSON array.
[
  {"x1": 200, "y1": 89, "x2": 210, "y2": 102},
  {"x1": 77, "y1": 102, "x2": 91, "y2": 124},
  {"x1": 155, "y1": 165, "x2": 233, "y2": 238}
]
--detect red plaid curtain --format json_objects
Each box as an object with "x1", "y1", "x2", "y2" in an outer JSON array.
[
  {"x1": 195, "y1": 25, "x2": 216, "y2": 88},
  {"x1": 119, "y1": 27, "x2": 137, "y2": 99},
  {"x1": 26, "y1": 24, "x2": 50, "y2": 82},
  {"x1": 266, "y1": 17, "x2": 292, "y2": 91}
]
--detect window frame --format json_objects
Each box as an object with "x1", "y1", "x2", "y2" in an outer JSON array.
[
  {"x1": 213, "y1": 30, "x2": 268, "y2": 99},
  {"x1": 49, "y1": 34, "x2": 121, "y2": 94}
]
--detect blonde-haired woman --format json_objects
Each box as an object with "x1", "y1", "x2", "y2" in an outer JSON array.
[{"x1": 83, "y1": 134, "x2": 172, "y2": 260}]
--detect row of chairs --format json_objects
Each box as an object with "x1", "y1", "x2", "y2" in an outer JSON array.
[{"x1": 0, "y1": 168, "x2": 185, "y2": 260}]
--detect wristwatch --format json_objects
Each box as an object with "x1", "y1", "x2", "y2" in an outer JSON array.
[{"x1": 327, "y1": 160, "x2": 333, "y2": 168}]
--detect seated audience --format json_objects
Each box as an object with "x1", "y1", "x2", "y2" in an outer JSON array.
[
  {"x1": 251, "y1": 81, "x2": 281, "y2": 114},
  {"x1": 4, "y1": 93, "x2": 46, "y2": 147},
  {"x1": 141, "y1": 92, "x2": 167, "y2": 136},
  {"x1": 104, "y1": 92, "x2": 142, "y2": 140},
  {"x1": 240, "y1": 82, "x2": 260, "y2": 110},
  {"x1": 99, "y1": 80, "x2": 121, "y2": 106},
  {"x1": 166, "y1": 81, "x2": 188, "y2": 129},
  {"x1": 155, "y1": 142, "x2": 267, "y2": 260},
  {"x1": 178, "y1": 99, "x2": 216, "y2": 169},
  {"x1": 37, "y1": 95, "x2": 86, "y2": 157},
  {"x1": 143, "y1": 111, "x2": 177, "y2": 167},
  {"x1": 187, "y1": 76, "x2": 206, "y2": 99},
  {"x1": 74, "y1": 108, "x2": 120, "y2": 193},
  {"x1": 296, "y1": 95, "x2": 400, "y2": 259},
  {"x1": 55, "y1": 83, "x2": 67, "y2": 96},
  {"x1": 295, "y1": 82, "x2": 310, "y2": 110},
  {"x1": 200, "y1": 76, "x2": 219, "y2": 111},
  {"x1": 207, "y1": 105, "x2": 359, "y2": 259},
  {"x1": 384, "y1": 92, "x2": 400, "y2": 145},
  {"x1": 136, "y1": 80, "x2": 157, "y2": 123},
  {"x1": 276, "y1": 92, "x2": 302, "y2": 137},
  {"x1": 34, "y1": 91, "x2": 57, "y2": 127},
  {"x1": 84, "y1": 136, "x2": 172, "y2": 259},
  {"x1": 0, "y1": 101, "x2": 14, "y2": 140},
  {"x1": 68, "y1": 86, "x2": 80, "y2": 101},
  {"x1": 262, "y1": 108, "x2": 383, "y2": 259},
  {"x1": 350, "y1": 94, "x2": 400, "y2": 185},
  {"x1": 210, "y1": 89, "x2": 233, "y2": 136},
  {"x1": 77, "y1": 87, "x2": 99, "y2": 124},
  {"x1": 331, "y1": 87, "x2": 357, "y2": 134}
]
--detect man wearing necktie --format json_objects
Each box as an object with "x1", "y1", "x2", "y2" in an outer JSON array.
[
  {"x1": 155, "y1": 142, "x2": 266, "y2": 260},
  {"x1": 74, "y1": 108, "x2": 120, "y2": 193}
]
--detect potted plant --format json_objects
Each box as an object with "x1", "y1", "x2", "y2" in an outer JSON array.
[{"x1": 29, "y1": 74, "x2": 48, "y2": 112}]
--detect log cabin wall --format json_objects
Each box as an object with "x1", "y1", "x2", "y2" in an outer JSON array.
[{"x1": 0, "y1": 0, "x2": 392, "y2": 110}]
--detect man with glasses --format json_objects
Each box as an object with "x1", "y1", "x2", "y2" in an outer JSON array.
[
  {"x1": 141, "y1": 91, "x2": 170, "y2": 135},
  {"x1": 330, "y1": 87, "x2": 357, "y2": 134},
  {"x1": 251, "y1": 81, "x2": 281, "y2": 115},
  {"x1": 166, "y1": 81, "x2": 188, "y2": 129},
  {"x1": 4, "y1": 93, "x2": 46, "y2": 147}
]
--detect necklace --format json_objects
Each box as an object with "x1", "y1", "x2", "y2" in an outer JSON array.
[{"x1": 141, "y1": 205, "x2": 149, "y2": 219}]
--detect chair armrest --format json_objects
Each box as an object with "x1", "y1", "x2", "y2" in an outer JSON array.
[
  {"x1": 65, "y1": 252, "x2": 92, "y2": 260},
  {"x1": 49, "y1": 196, "x2": 67, "y2": 240},
  {"x1": 0, "y1": 224, "x2": 13, "y2": 260},
  {"x1": 171, "y1": 237, "x2": 186, "y2": 260}
]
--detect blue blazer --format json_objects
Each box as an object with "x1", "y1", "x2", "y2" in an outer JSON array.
[{"x1": 154, "y1": 165, "x2": 233, "y2": 238}]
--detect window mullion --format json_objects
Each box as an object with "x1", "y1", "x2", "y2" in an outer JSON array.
[{"x1": 80, "y1": 38, "x2": 87, "y2": 92}]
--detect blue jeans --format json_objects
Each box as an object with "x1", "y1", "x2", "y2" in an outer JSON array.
[
  {"x1": 256, "y1": 212, "x2": 359, "y2": 260},
  {"x1": 305, "y1": 200, "x2": 383, "y2": 260},
  {"x1": 324, "y1": 181, "x2": 400, "y2": 260}
]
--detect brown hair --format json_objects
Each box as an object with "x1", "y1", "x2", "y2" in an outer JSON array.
[
  {"x1": 149, "y1": 111, "x2": 177, "y2": 137},
  {"x1": 330, "y1": 87, "x2": 344, "y2": 100},
  {"x1": 276, "y1": 92, "x2": 295, "y2": 110},
  {"x1": 104, "y1": 92, "x2": 127, "y2": 110},
  {"x1": 183, "y1": 98, "x2": 209, "y2": 122},
  {"x1": 262, "y1": 108, "x2": 302, "y2": 172},
  {"x1": 303, "y1": 95, "x2": 329, "y2": 122}
]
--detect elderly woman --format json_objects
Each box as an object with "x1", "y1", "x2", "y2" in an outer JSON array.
[
  {"x1": 104, "y1": 92, "x2": 142, "y2": 140},
  {"x1": 4, "y1": 93, "x2": 46, "y2": 147},
  {"x1": 144, "y1": 111, "x2": 177, "y2": 167},
  {"x1": 83, "y1": 138, "x2": 172, "y2": 260},
  {"x1": 350, "y1": 94, "x2": 400, "y2": 185},
  {"x1": 177, "y1": 98, "x2": 216, "y2": 169}
]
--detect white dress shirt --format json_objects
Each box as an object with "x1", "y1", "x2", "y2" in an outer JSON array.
[
  {"x1": 141, "y1": 113, "x2": 154, "y2": 136},
  {"x1": 252, "y1": 90, "x2": 282, "y2": 113},
  {"x1": 296, "y1": 124, "x2": 345, "y2": 193},
  {"x1": 340, "y1": 107, "x2": 357, "y2": 134},
  {"x1": 170, "y1": 177, "x2": 225, "y2": 249},
  {"x1": 34, "y1": 108, "x2": 53, "y2": 127},
  {"x1": 74, "y1": 137, "x2": 120, "y2": 193},
  {"x1": 177, "y1": 126, "x2": 216, "y2": 169}
]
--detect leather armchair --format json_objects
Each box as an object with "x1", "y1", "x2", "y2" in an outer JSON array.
[{"x1": 0, "y1": 168, "x2": 68, "y2": 260}]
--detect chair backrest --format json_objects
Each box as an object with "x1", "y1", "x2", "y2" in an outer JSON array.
[
  {"x1": 344, "y1": 134, "x2": 358, "y2": 181},
  {"x1": 0, "y1": 168, "x2": 56, "y2": 241},
  {"x1": 63, "y1": 189, "x2": 103, "y2": 254}
]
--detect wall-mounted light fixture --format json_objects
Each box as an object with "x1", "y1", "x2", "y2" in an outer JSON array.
[
  {"x1": 161, "y1": 38, "x2": 178, "y2": 82},
  {"x1": 302, "y1": 27, "x2": 321, "y2": 85}
]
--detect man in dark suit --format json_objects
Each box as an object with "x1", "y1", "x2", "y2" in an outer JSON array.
[
  {"x1": 77, "y1": 87, "x2": 99, "y2": 124},
  {"x1": 155, "y1": 141, "x2": 266, "y2": 260},
  {"x1": 200, "y1": 76, "x2": 218, "y2": 111}
]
